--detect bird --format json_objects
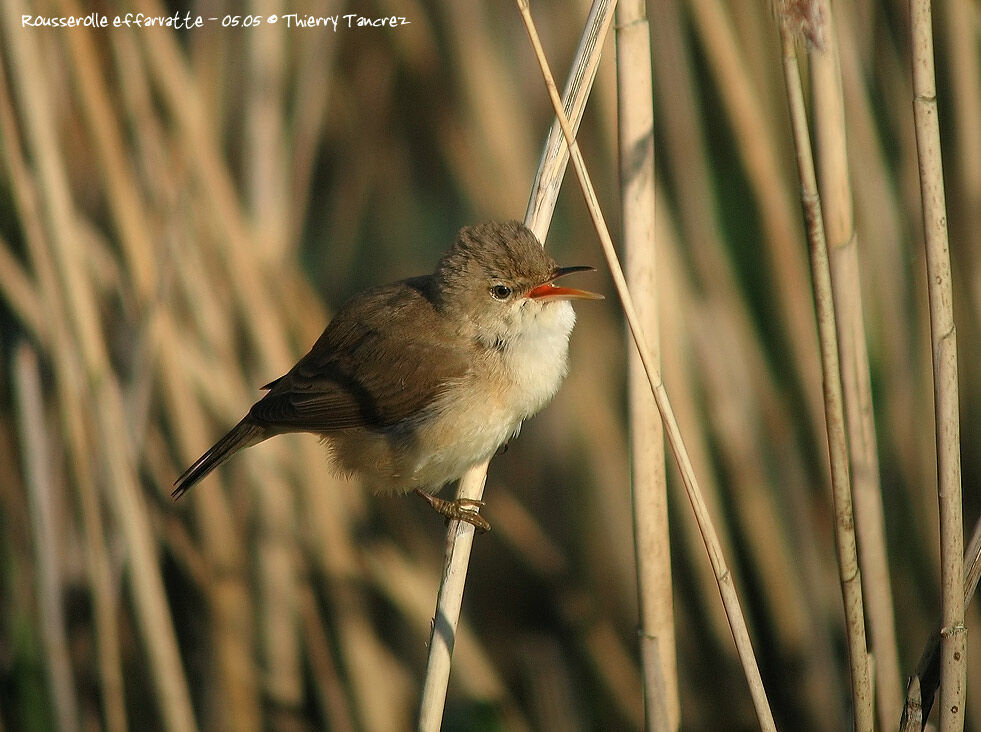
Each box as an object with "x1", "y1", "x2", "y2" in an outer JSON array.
[{"x1": 173, "y1": 220, "x2": 601, "y2": 530}]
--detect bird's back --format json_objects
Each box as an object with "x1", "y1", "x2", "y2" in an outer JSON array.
[{"x1": 249, "y1": 276, "x2": 472, "y2": 435}]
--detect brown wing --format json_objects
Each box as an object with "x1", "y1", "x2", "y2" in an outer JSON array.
[{"x1": 249, "y1": 277, "x2": 469, "y2": 432}]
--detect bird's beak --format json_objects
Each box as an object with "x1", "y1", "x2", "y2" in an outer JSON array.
[{"x1": 527, "y1": 265, "x2": 604, "y2": 301}]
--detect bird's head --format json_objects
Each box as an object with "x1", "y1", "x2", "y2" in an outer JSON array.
[{"x1": 436, "y1": 221, "x2": 602, "y2": 348}]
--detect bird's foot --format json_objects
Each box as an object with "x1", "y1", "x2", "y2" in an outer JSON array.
[{"x1": 414, "y1": 489, "x2": 490, "y2": 533}]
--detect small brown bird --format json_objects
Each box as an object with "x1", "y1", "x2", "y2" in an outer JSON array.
[{"x1": 173, "y1": 221, "x2": 601, "y2": 529}]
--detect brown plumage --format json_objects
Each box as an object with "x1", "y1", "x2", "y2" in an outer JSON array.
[{"x1": 173, "y1": 221, "x2": 600, "y2": 522}]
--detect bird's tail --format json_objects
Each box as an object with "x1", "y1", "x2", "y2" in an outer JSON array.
[{"x1": 172, "y1": 419, "x2": 267, "y2": 499}]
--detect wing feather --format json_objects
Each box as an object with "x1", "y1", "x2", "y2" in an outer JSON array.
[{"x1": 249, "y1": 277, "x2": 470, "y2": 432}]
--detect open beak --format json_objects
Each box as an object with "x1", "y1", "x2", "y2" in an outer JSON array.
[{"x1": 527, "y1": 265, "x2": 604, "y2": 301}]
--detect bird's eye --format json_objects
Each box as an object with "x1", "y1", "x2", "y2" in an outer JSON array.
[{"x1": 490, "y1": 284, "x2": 512, "y2": 300}]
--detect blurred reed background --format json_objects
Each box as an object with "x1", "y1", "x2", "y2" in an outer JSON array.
[{"x1": 0, "y1": 0, "x2": 978, "y2": 729}]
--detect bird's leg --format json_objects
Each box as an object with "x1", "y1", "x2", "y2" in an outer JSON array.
[{"x1": 414, "y1": 488, "x2": 490, "y2": 533}]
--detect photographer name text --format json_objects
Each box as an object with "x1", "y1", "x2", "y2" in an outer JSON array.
[{"x1": 21, "y1": 12, "x2": 410, "y2": 30}]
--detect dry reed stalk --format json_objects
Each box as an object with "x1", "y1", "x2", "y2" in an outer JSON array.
[
  {"x1": 116, "y1": 8, "x2": 374, "y2": 720},
  {"x1": 903, "y1": 515, "x2": 981, "y2": 727},
  {"x1": 0, "y1": 74, "x2": 54, "y2": 351},
  {"x1": 157, "y1": 348, "x2": 263, "y2": 732},
  {"x1": 0, "y1": 75, "x2": 128, "y2": 732},
  {"x1": 132, "y1": 0, "x2": 291, "y2": 368},
  {"x1": 900, "y1": 520, "x2": 981, "y2": 732},
  {"x1": 687, "y1": 309, "x2": 819, "y2": 641},
  {"x1": 417, "y1": 3, "x2": 617, "y2": 727},
  {"x1": 556, "y1": 321, "x2": 638, "y2": 604},
  {"x1": 660, "y1": 97, "x2": 828, "y2": 678},
  {"x1": 0, "y1": 234, "x2": 43, "y2": 340},
  {"x1": 645, "y1": 6, "x2": 812, "y2": 683},
  {"x1": 909, "y1": 0, "x2": 966, "y2": 728},
  {"x1": 441, "y1": 0, "x2": 539, "y2": 216},
  {"x1": 325, "y1": 580, "x2": 415, "y2": 731},
  {"x1": 1, "y1": 5, "x2": 199, "y2": 731},
  {"x1": 246, "y1": 0, "x2": 289, "y2": 263},
  {"x1": 282, "y1": 10, "x2": 343, "y2": 252},
  {"x1": 778, "y1": 24, "x2": 874, "y2": 730},
  {"x1": 519, "y1": 21, "x2": 639, "y2": 616},
  {"x1": 291, "y1": 433, "x2": 392, "y2": 724},
  {"x1": 292, "y1": 448, "x2": 396, "y2": 727},
  {"x1": 519, "y1": 638, "x2": 582, "y2": 730},
  {"x1": 940, "y1": 0, "x2": 981, "y2": 317},
  {"x1": 254, "y1": 473, "x2": 304, "y2": 717},
  {"x1": 516, "y1": 3, "x2": 776, "y2": 728},
  {"x1": 835, "y1": 25, "x2": 939, "y2": 556},
  {"x1": 654, "y1": 223, "x2": 744, "y2": 659},
  {"x1": 668, "y1": 145, "x2": 848, "y2": 719},
  {"x1": 76, "y1": 18, "x2": 266, "y2": 724},
  {"x1": 53, "y1": 15, "x2": 248, "y2": 729},
  {"x1": 95, "y1": 380, "x2": 199, "y2": 732},
  {"x1": 2, "y1": 1, "x2": 972, "y2": 727},
  {"x1": 525, "y1": 0, "x2": 616, "y2": 242},
  {"x1": 366, "y1": 540, "x2": 519, "y2": 710},
  {"x1": 417, "y1": 459, "x2": 490, "y2": 731},
  {"x1": 118, "y1": 21, "x2": 289, "y2": 730},
  {"x1": 830, "y1": 5, "x2": 937, "y2": 547},
  {"x1": 965, "y1": 517, "x2": 981, "y2": 602},
  {"x1": 803, "y1": 0, "x2": 902, "y2": 722},
  {"x1": 14, "y1": 344, "x2": 80, "y2": 732},
  {"x1": 614, "y1": 0, "x2": 677, "y2": 728},
  {"x1": 55, "y1": 0, "x2": 157, "y2": 301},
  {"x1": 490, "y1": 490, "x2": 646, "y2": 727},
  {"x1": 67, "y1": 421, "x2": 128, "y2": 732},
  {"x1": 685, "y1": 0, "x2": 826, "y2": 444},
  {"x1": 243, "y1": 16, "x2": 305, "y2": 698},
  {"x1": 298, "y1": 582, "x2": 359, "y2": 732}
]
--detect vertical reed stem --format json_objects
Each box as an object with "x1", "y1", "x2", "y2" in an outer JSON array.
[
  {"x1": 805, "y1": 0, "x2": 902, "y2": 723},
  {"x1": 15, "y1": 345, "x2": 80, "y2": 732},
  {"x1": 417, "y1": 4, "x2": 617, "y2": 727},
  {"x1": 615, "y1": 1, "x2": 678, "y2": 728},
  {"x1": 778, "y1": 26, "x2": 874, "y2": 730},
  {"x1": 517, "y1": 2, "x2": 776, "y2": 728},
  {"x1": 910, "y1": 0, "x2": 966, "y2": 728}
]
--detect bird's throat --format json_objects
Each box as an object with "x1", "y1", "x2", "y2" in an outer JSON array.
[{"x1": 494, "y1": 299, "x2": 576, "y2": 419}]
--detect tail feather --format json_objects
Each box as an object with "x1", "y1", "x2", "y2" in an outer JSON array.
[{"x1": 172, "y1": 419, "x2": 267, "y2": 499}]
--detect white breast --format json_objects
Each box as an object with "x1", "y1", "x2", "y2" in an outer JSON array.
[
  {"x1": 499, "y1": 299, "x2": 576, "y2": 419},
  {"x1": 394, "y1": 299, "x2": 577, "y2": 491}
]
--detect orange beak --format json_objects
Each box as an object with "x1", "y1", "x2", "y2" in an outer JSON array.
[{"x1": 527, "y1": 266, "x2": 604, "y2": 301}]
